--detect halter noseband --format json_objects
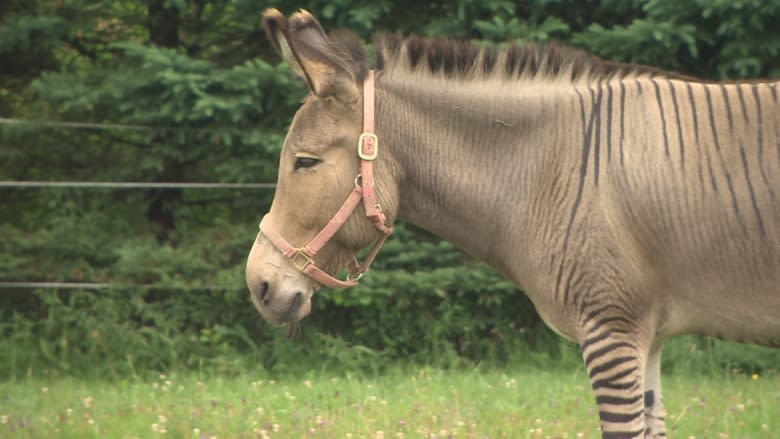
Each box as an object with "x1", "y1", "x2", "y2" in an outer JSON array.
[{"x1": 258, "y1": 70, "x2": 393, "y2": 288}]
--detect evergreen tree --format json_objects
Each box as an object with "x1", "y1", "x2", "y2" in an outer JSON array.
[{"x1": 1, "y1": 0, "x2": 778, "y2": 377}]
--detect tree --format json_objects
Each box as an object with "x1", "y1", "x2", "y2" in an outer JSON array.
[{"x1": 1, "y1": 0, "x2": 778, "y2": 377}]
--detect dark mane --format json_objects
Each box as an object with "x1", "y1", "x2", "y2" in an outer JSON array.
[{"x1": 373, "y1": 34, "x2": 681, "y2": 82}]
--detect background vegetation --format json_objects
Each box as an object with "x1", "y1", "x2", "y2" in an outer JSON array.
[
  {"x1": 2, "y1": 0, "x2": 779, "y2": 380},
  {"x1": 3, "y1": 368, "x2": 777, "y2": 438}
]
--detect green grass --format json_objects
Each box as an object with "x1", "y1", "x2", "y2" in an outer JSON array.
[{"x1": 0, "y1": 367, "x2": 777, "y2": 438}]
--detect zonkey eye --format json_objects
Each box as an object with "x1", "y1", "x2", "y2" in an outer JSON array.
[{"x1": 294, "y1": 156, "x2": 320, "y2": 171}]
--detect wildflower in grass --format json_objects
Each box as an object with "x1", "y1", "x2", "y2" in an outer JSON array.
[
  {"x1": 256, "y1": 407, "x2": 265, "y2": 415},
  {"x1": 42, "y1": 387, "x2": 48, "y2": 393},
  {"x1": 0, "y1": 415, "x2": 7, "y2": 424},
  {"x1": 304, "y1": 380, "x2": 312, "y2": 388},
  {"x1": 82, "y1": 396, "x2": 94, "y2": 408},
  {"x1": 273, "y1": 423, "x2": 280, "y2": 432},
  {"x1": 193, "y1": 428, "x2": 200, "y2": 435},
  {"x1": 751, "y1": 373, "x2": 759, "y2": 380}
]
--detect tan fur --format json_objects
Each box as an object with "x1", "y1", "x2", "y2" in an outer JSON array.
[{"x1": 248, "y1": 9, "x2": 779, "y2": 438}]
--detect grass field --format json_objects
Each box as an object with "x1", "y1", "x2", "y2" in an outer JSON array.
[{"x1": 1, "y1": 367, "x2": 777, "y2": 438}]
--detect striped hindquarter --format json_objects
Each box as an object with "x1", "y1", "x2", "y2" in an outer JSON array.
[{"x1": 558, "y1": 78, "x2": 779, "y2": 438}]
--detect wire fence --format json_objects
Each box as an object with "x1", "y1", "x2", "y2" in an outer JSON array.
[
  {"x1": 2, "y1": 117, "x2": 276, "y2": 290},
  {"x1": 0, "y1": 281, "x2": 237, "y2": 291},
  {"x1": 0, "y1": 282, "x2": 111, "y2": 289},
  {"x1": 0, "y1": 180, "x2": 275, "y2": 189},
  {"x1": 0, "y1": 117, "x2": 153, "y2": 131}
]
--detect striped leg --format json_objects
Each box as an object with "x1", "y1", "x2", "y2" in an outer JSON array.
[
  {"x1": 643, "y1": 340, "x2": 667, "y2": 437},
  {"x1": 581, "y1": 329, "x2": 648, "y2": 438}
]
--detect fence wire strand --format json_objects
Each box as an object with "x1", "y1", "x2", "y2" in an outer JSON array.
[
  {"x1": 0, "y1": 181, "x2": 275, "y2": 189},
  {"x1": 0, "y1": 281, "x2": 237, "y2": 291},
  {"x1": 2, "y1": 117, "x2": 273, "y2": 291},
  {"x1": 0, "y1": 117, "x2": 153, "y2": 131}
]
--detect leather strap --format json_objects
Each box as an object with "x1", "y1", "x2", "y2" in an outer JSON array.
[{"x1": 259, "y1": 70, "x2": 393, "y2": 289}]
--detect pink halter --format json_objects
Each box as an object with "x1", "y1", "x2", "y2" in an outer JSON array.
[{"x1": 259, "y1": 70, "x2": 393, "y2": 288}]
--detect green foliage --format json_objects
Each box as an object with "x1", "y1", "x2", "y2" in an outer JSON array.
[
  {"x1": 663, "y1": 336, "x2": 780, "y2": 375},
  {"x1": 1, "y1": 0, "x2": 779, "y2": 379},
  {"x1": 574, "y1": 0, "x2": 780, "y2": 78},
  {"x1": 312, "y1": 223, "x2": 561, "y2": 367},
  {"x1": 573, "y1": 19, "x2": 699, "y2": 67}
]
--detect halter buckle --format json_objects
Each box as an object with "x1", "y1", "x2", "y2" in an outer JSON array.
[
  {"x1": 346, "y1": 271, "x2": 364, "y2": 282},
  {"x1": 290, "y1": 248, "x2": 314, "y2": 273},
  {"x1": 357, "y1": 133, "x2": 379, "y2": 161}
]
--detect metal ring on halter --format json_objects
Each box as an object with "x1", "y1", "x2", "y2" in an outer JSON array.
[
  {"x1": 354, "y1": 174, "x2": 363, "y2": 189},
  {"x1": 346, "y1": 271, "x2": 364, "y2": 281}
]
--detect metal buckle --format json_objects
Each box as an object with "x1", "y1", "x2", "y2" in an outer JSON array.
[
  {"x1": 291, "y1": 248, "x2": 314, "y2": 273},
  {"x1": 346, "y1": 271, "x2": 364, "y2": 282},
  {"x1": 357, "y1": 132, "x2": 379, "y2": 161}
]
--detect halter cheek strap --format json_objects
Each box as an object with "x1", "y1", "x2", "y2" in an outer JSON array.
[{"x1": 259, "y1": 70, "x2": 393, "y2": 289}]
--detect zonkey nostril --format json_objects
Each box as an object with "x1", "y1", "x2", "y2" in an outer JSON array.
[
  {"x1": 291, "y1": 291, "x2": 304, "y2": 309},
  {"x1": 260, "y1": 281, "x2": 270, "y2": 304}
]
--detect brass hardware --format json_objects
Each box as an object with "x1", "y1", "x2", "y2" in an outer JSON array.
[
  {"x1": 291, "y1": 249, "x2": 314, "y2": 273},
  {"x1": 357, "y1": 133, "x2": 379, "y2": 160}
]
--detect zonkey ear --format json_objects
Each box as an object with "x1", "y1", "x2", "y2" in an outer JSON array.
[{"x1": 262, "y1": 8, "x2": 362, "y2": 101}]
